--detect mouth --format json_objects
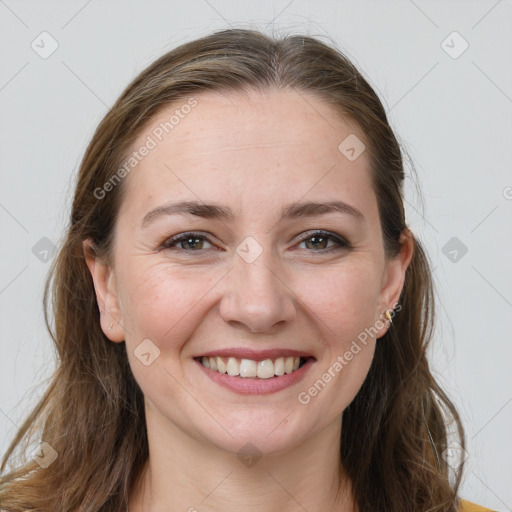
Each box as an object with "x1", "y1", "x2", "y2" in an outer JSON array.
[
  {"x1": 193, "y1": 349, "x2": 316, "y2": 395},
  {"x1": 194, "y1": 355, "x2": 313, "y2": 379}
]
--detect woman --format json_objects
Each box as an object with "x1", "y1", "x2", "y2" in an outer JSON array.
[{"x1": 0, "y1": 28, "x2": 494, "y2": 511}]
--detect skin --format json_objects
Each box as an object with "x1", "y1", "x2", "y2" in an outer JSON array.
[{"x1": 85, "y1": 89, "x2": 413, "y2": 511}]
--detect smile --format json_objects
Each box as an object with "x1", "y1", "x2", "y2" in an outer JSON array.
[
  {"x1": 198, "y1": 355, "x2": 308, "y2": 378},
  {"x1": 194, "y1": 349, "x2": 316, "y2": 395}
]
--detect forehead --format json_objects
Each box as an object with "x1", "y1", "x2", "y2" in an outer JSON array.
[{"x1": 118, "y1": 88, "x2": 375, "y2": 219}]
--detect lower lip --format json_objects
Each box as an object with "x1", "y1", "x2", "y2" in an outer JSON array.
[{"x1": 195, "y1": 358, "x2": 315, "y2": 395}]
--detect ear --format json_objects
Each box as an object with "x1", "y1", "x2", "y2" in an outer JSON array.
[
  {"x1": 83, "y1": 239, "x2": 125, "y2": 342},
  {"x1": 374, "y1": 229, "x2": 414, "y2": 338}
]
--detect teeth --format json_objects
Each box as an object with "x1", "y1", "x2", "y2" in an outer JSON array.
[
  {"x1": 284, "y1": 356, "x2": 294, "y2": 374},
  {"x1": 240, "y1": 359, "x2": 257, "y2": 378},
  {"x1": 200, "y1": 355, "x2": 304, "y2": 378},
  {"x1": 227, "y1": 357, "x2": 239, "y2": 376},
  {"x1": 257, "y1": 359, "x2": 275, "y2": 379},
  {"x1": 274, "y1": 357, "x2": 284, "y2": 376},
  {"x1": 217, "y1": 357, "x2": 227, "y2": 374}
]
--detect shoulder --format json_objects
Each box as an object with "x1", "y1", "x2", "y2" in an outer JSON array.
[{"x1": 459, "y1": 499, "x2": 497, "y2": 511}]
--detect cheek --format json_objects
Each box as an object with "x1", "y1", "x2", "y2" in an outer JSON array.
[
  {"x1": 293, "y1": 260, "x2": 381, "y2": 409},
  {"x1": 295, "y1": 264, "x2": 379, "y2": 415},
  {"x1": 294, "y1": 259, "x2": 382, "y2": 344},
  {"x1": 116, "y1": 262, "x2": 222, "y2": 404},
  {"x1": 117, "y1": 260, "x2": 221, "y2": 353}
]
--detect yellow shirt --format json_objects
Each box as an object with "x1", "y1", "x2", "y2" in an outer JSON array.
[{"x1": 460, "y1": 499, "x2": 496, "y2": 511}]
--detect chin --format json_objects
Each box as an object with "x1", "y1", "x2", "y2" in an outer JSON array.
[{"x1": 194, "y1": 407, "x2": 315, "y2": 458}]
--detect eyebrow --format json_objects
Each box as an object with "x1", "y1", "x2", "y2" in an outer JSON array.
[{"x1": 141, "y1": 199, "x2": 364, "y2": 228}]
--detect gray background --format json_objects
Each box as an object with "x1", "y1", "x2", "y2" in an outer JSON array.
[{"x1": 1, "y1": 0, "x2": 511, "y2": 509}]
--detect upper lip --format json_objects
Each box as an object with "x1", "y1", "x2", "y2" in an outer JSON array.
[{"x1": 196, "y1": 348, "x2": 315, "y2": 361}]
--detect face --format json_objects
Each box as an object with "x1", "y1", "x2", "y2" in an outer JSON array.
[{"x1": 86, "y1": 89, "x2": 411, "y2": 456}]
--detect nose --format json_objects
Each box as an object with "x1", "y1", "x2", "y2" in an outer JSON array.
[{"x1": 219, "y1": 248, "x2": 297, "y2": 334}]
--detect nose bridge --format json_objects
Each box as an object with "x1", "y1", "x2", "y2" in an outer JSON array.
[{"x1": 219, "y1": 237, "x2": 296, "y2": 333}]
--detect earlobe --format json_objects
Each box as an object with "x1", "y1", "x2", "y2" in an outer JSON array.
[
  {"x1": 375, "y1": 229, "x2": 415, "y2": 338},
  {"x1": 83, "y1": 239, "x2": 125, "y2": 343}
]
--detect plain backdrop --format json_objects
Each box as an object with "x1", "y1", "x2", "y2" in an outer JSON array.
[{"x1": 1, "y1": 0, "x2": 511, "y2": 509}]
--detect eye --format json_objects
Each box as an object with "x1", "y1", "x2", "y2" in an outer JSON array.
[
  {"x1": 161, "y1": 232, "x2": 214, "y2": 251},
  {"x1": 296, "y1": 230, "x2": 351, "y2": 252},
  {"x1": 160, "y1": 230, "x2": 351, "y2": 254}
]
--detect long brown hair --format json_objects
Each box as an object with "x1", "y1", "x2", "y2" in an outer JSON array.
[{"x1": 0, "y1": 28, "x2": 465, "y2": 511}]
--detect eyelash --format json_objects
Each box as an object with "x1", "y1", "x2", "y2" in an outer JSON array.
[{"x1": 160, "y1": 230, "x2": 351, "y2": 254}]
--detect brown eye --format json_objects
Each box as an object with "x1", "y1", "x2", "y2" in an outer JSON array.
[
  {"x1": 177, "y1": 236, "x2": 206, "y2": 250},
  {"x1": 297, "y1": 231, "x2": 350, "y2": 252},
  {"x1": 162, "y1": 232, "x2": 213, "y2": 251},
  {"x1": 303, "y1": 235, "x2": 329, "y2": 250}
]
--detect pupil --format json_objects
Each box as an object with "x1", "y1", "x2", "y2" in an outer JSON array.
[
  {"x1": 184, "y1": 237, "x2": 202, "y2": 250},
  {"x1": 307, "y1": 236, "x2": 326, "y2": 250}
]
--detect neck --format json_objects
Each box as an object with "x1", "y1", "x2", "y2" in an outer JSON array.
[{"x1": 129, "y1": 402, "x2": 355, "y2": 512}]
